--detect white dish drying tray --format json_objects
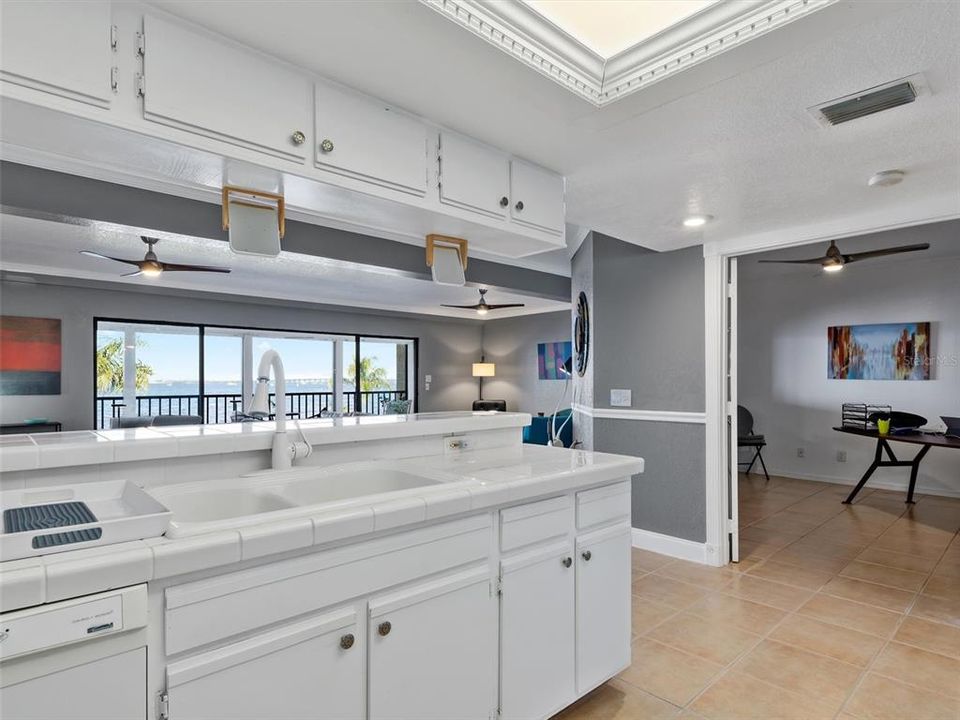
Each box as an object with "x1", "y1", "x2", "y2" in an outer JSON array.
[{"x1": 0, "y1": 480, "x2": 171, "y2": 561}]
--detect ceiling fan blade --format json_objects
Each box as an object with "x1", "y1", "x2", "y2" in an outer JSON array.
[
  {"x1": 485, "y1": 303, "x2": 526, "y2": 309},
  {"x1": 757, "y1": 257, "x2": 827, "y2": 265},
  {"x1": 79, "y1": 250, "x2": 143, "y2": 267},
  {"x1": 121, "y1": 270, "x2": 143, "y2": 277},
  {"x1": 844, "y1": 243, "x2": 930, "y2": 263},
  {"x1": 158, "y1": 262, "x2": 231, "y2": 273},
  {"x1": 440, "y1": 303, "x2": 481, "y2": 310}
]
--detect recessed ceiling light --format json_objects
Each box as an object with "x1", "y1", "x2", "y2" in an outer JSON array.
[
  {"x1": 868, "y1": 170, "x2": 905, "y2": 187},
  {"x1": 683, "y1": 214, "x2": 712, "y2": 228}
]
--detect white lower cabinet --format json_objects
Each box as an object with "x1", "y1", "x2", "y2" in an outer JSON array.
[
  {"x1": 576, "y1": 525, "x2": 633, "y2": 694},
  {"x1": 165, "y1": 609, "x2": 363, "y2": 720},
  {"x1": 368, "y1": 566, "x2": 497, "y2": 720},
  {"x1": 500, "y1": 540, "x2": 576, "y2": 720}
]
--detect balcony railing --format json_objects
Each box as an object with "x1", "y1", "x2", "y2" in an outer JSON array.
[{"x1": 95, "y1": 390, "x2": 408, "y2": 429}]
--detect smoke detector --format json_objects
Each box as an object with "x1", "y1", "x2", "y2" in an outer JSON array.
[
  {"x1": 868, "y1": 170, "x2": 905, "y2": 187},
  {"x1": 809, "y1": 74, "x2": 926, "y2": 128}
]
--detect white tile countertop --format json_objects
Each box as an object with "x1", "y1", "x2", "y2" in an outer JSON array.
[
  {"x1": 0, "y1": 412, "x2": 532, "y2": 472},
  {"x1": 0, "y1": 444, "x2": 643, "y2": 612}
]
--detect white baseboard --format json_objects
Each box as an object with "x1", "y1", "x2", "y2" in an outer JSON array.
[
  {"x1": 632, "y1": 527, "x2": 719, "y2": 565},
  {"x1": 764, "y1": 468, "x2": 960, "y2": 499}
]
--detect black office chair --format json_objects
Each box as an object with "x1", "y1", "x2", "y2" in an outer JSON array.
[{"x1": 737, "y1": 405, "x2": 770, "y2": 482}]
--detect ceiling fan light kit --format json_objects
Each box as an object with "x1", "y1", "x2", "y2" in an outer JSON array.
[
  {"x1": 758, "y1": 238, "x2": 930, "y2": 272},
  {"x1": 868, "y1": 169, "x2": 906, "y2": 187},
  {"x1": 441, "y1": 288, "x2": 525, "y2": 315},
  {"x1": 79, "y1": 236, "x2": 232, "y2": 277}
]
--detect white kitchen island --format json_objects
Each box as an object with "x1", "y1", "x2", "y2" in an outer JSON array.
[{"x1": 0, "y1": 412, "x2": 643, "y2": 720}]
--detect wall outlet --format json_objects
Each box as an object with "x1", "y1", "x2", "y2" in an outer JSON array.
[
  {"x1": 425, "y1": 375, "x2": 432, "y2": 383},
  {"x1": 610, "y1": 389, "x2": 632, "y2": 407},
  {"x1": 797, "y1": 447, "x2": 805, "y2": 458},
  {"x1": 836, "y1": 450, "x2": 847, "y2": 463}
]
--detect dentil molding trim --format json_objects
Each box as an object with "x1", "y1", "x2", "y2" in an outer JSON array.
[{"x1": 420, "y1": 0, "x2": 836, "y2": 107}]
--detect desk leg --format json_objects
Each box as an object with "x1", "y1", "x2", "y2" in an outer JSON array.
[
  {"x1": 905, "y1": 444, "x2": 931, "y2": 504},
  {"x1": 843, "y1": 439, "x2": 883, "y2": 504}
]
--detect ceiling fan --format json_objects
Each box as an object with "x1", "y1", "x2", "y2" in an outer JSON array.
[
  {"x1": 441, "y1": 288, "x2": 524, "y2": 315},
  {"x1": 759, "y1": 239, "x2": 929, "y2": 273},
  {"x1": 80, "y1": 237, "x2": 231, "y2": 277}
]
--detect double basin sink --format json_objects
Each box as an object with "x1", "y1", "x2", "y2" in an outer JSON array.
[{"x1": 147, "y1": 463, "x2": 449, "y2": 537}]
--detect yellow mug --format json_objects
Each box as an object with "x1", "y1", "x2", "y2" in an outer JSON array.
[{"x1": 877, "y1": 419, "x2": 891, "y2": 435}]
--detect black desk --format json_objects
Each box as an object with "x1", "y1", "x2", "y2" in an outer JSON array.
[{"x1": 833, "y1": 426, "x2": 960, "y2": 504}]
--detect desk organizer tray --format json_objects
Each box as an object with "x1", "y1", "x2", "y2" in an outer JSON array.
[{"x1": 0, "y1": 480, "x2": 171, "y2": 560}]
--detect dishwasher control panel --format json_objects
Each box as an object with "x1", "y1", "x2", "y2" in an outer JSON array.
[{"x1": 0, "y1": 584, "x2": 147, "y2": 661}]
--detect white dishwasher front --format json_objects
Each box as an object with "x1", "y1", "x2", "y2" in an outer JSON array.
[{"x1": 0, "y1": 584, "x2": 148, "y2": 720}]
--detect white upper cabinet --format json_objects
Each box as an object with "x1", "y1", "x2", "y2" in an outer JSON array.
[
  {"x1": 0, "y1": 1, "x2": 113, "y2": 107},
  {"x1": 510, "y1": 158, "x2": 565, "y2": 234},
  {"x1": 314, "y1": 82, "x2": 428, "y2": 196},
  {"x1": 438, "y1": 131, "x2": 510, "y2": 219},
  {"x1": 141, "y1": 14, "x2": 311, "y2": 162}
]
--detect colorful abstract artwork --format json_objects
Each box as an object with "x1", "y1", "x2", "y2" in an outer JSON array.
[
  {"x1": 0, "y1": 316, "x2": 62, "y2": 395},
  {"x1": 828, "y1": 322, "x2": 930, "y2": 380},
  {"x1": 538, "y1": 341, "x2": 572, "y2": 380}
]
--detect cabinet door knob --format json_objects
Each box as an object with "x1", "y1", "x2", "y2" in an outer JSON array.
[
  {"x1": 378, "y1": 621, "x2": 392, "y2": 637},
  {"x1": 562, "y1": 556, "x2": 573, "y2": 568},
  {"x1": 291, "y1": 130, "x2": 306, "y2": 146},
  {"x1": 499, "y1": 196, "x2": 509, "y2": 208},
  {"x1": 340, "y1": 633, "x2": 355, "y2": 650},
  {"x1": 514, "y1": 200, "x2": 524, "y2": 211},
  {"x1": 320, "y1": 138, "x2": 334, "y2": 153},
  {"x1": 581, "y1": 550, "x2": 592, "y2": 562}
]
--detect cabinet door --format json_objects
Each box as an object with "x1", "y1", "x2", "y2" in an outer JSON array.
[
  {"x1": 510, "y1": 159, "x2": 565, "y2": 234},
  {"x1": 439, "y1": 131, "x2": 510, "y2": 218},
  {"x1": 576, "y1": 525, "x2": 632, "y2": 694},
  {"x1": 0, "y1": 1, "x2": 113, "y2": 107},
  {"x1": 368, "y1": 566, "x2": 496, "y2": 720},
  {"x1": 0, "y1": 647, "x2": 145, "y2": 720},
  {"x1": 166, "y1": 609, "x2": 362, "y2": 720},
  {"x1": 315, "y1": 82, "x2": 427, "y2": 196},
  {"x1": 500, "y1": 541, "x2": 576, "y2": 720},
  {"x1": 142, "y1": 14, "x2": 311, "y2": 162}
]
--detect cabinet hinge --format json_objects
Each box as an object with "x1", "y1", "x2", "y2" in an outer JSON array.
[
  {"x1": 136, "y1": 31, "x2": 146, "y2": 57},
  {"x1": 493, "y1": 577, "x2": 503, "y2": 598},
  {"x1": 111, "y1": 66, "x2": 118, "y2": 94},
  {"x1": 135, "y1": 73, "x2": 146, "y2": 98},
  {"x1": 110, "y1": 24, "x2": 118, "y2": 51},
  {"x1": 157, "y1": 692, "x2": 170, "y2": 720}
]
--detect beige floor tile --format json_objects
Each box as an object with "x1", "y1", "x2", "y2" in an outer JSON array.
[
  {"x1": 924, "y1": 572, "x2": 960, "y2": 599},
  {"x1": 633, "y1": 548, "x2": 675, "y2": 573},
  {"x1": 843, "y1": 672, "x2": 960, "y2": 720},
  {"x1": 787, "y1": 537, "x2": 866, "y2": 560},
  {"x1": 840, "y1": 560, "x2": 929, "y2": 592},
  {"x1": 821, "y1": 576, "x2": 916, "y2": 613},
  {"x1": 655, "y1": 561, "x2": 734, "y2": 590},
  {"x1": 767, "y1": 547, "x2": 852, "y2": 574},
  {"x1": 871, "y1": 534, "x2": 951, "y2": 559},
  {"x1": 798, "y1": 593, "x2": 902, "y2": 637},
  {"x1": 910, "y1": 593, "x2": 960, "y2": 628},
  {"x1": 935, "y1": 553, "x2": 960, "y2": 579},
  {"x1": 722, "y1": 574, "x2": 815, "y2": 612},
  {"x1": 552, "y1": 678, "x2": 682, "y2": 720},
  {"x1": 871, "y1": 642, "x2": 960, "y2": 698},
  {"x1": 769, "y1": 614, "x2": 884, "y2": 667},
  {"x1": 686, "y1": 593, "x2": 786, "y2": 635},
  {"x1": 737, "y1": 539, "x2": 782, "y2": 560},
  {"x1": 735, "y1": 639, "x2": 863, "y2": 712},
  {"x1": 632, "y1": 596, "x2": 679, "y2": 637},
  {"x1": 633, "y1": 574, "x2": 710, "y2": 609},
  {"x1": 856, "y1": 546, "x2": 940, "y2": 574},
  {"x1": 746, "y1": 559, "x2": 834, "y2": 590},
  {"x1": 648, "y1": 612, "x2": 760, "y2": 666},
  {"x1": 619, "y1": 638, "x2": 724, "y2": 706},
  {"x1": 691, "y1": 670, "x2": 837, "y2": 720},
  {"x1": 895, "y1": 617, "x2": 960, "y2": 659}
]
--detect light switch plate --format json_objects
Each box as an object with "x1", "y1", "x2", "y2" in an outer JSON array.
[{"x1": 610, "y1": 389, "x2": 632, "y2": 407}]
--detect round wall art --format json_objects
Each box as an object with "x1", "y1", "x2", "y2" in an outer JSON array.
[{"x1": 574, "y1": 291, "x2": 590, "y2": 377}]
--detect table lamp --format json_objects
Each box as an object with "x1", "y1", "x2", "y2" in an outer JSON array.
[{"x1": 472, "y1": 359, "x2": 495, "y2": 400}]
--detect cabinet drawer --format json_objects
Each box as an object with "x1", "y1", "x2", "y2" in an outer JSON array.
[
  {"x1": 165, "y1": 515, "x2": 490, "y2": 655},
  {"x1": 576, "y1": 481, "x2": 631, "y2": 530},
  {"x1": 500, "y1": 496, "x2": 572, "y2": 553}
]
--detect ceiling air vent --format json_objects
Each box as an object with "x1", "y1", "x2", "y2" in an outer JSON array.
[{"x1": 810, "y1": 75, "x2": 924, "y2": 127}]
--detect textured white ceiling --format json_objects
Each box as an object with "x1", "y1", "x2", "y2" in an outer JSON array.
[
  {"x1": 0, "y1": 214, "x2": 569, "y2": 319},
  {"x1": 147, "y1": 0, "x2": 960, "y2": 256}
]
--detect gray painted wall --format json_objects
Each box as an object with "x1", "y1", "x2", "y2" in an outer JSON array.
[
  {"x1": 572, "y1": 233, "x2": 707, "y2": 543},
  {"x1": 481, "y1": 311, "x2": 571, "y2": 414},
  {"x1": 0, "y1": 278, "x2": 482, "y2": 430}
]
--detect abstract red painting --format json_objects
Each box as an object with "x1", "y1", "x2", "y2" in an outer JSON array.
[{"x1": 0, "y1": 316, "x2": 62, "y2": 395}]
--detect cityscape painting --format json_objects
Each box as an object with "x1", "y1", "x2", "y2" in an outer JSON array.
[
  {"x1": 0, "y1": 316, "x2": 62, "y2": 395},
  {"x1": 828, "y1": 322, "x2": 931, "y2": 380}
]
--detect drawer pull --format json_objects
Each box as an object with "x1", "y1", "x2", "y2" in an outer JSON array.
[
  {"x1": 320, "y1": 138, "x2": 334, "y2": 153},
  {"x1": 515, "y1": 200, "x2": 524, "y2": 211},
  {"x1": 340, "y1": 633, "x2": 355, "y2": 650},
  {"x1": 291, "y1": 130, "x2": 306, "y2": 145},
  {"x1": 581, "y1": 550, "x2": 592, "y2": 562},
  {"x1": 561, "y1": 556, "x2": 572, "y2": 569},
  {"x1": 378, "y1": 621, "x2": 392, "y2": 637},
  {"x1": 499, "y1": 196, "x2": 509, "y2": 207}
]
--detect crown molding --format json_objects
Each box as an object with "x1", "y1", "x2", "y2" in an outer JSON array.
[{"x1": 420, "y1": 0, "x2": 836, "y2": 107}]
